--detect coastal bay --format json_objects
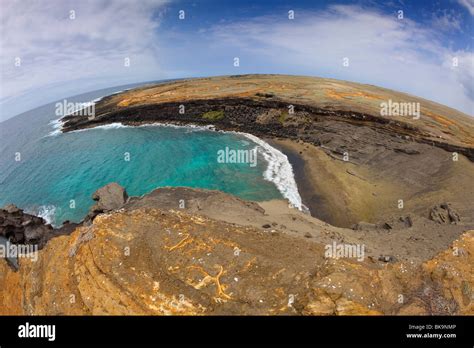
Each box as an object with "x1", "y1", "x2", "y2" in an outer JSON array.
[{"x1": 1, "y1": 74, "x2": 473, "y2": 316}]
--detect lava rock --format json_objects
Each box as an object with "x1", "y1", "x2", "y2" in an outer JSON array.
[
  {"x1": 92, "y1": 182, "x2": 128, "y2": 211},
  {"x1": 0, "y1": 236, "x2": 19, "y2": 271},
  {"x1": 429, "y1": 203, "x2": 461, "y2": 224},
  {"x1": 3, "y1": 204, "x2": 21, "y2": 214},
  {"x1": 86, "y1": 183, "x2": 129, "y2": 223},
  {"x1": 0, "y1": 205, "x2": 53, "y2": 248},
  {"x1": 378, "y1": 255, "x2": 396, "y2": 263},
  {"x1": 352, "y1": 222, "x2": 377, "y2": 231}
]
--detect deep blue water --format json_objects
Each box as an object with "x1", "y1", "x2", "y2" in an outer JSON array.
[{"x1": 0, "y1": 84, "x2": 289, "y2": 226}]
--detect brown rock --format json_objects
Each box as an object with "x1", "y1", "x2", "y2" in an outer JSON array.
[
  {"x1": 352, "y1": 222, "x2": 377, "y2": 231},
  {"x1": 429, "y1": 203, "x2": 461, "y2": 224},
  {"x1": 0, "y1": 206, "x2": 471, "y2": 315},
  {"x1": 92, "y1": 183, "x2": 128, "y2": 211},
  {"x1": 0, "y1": 206, "x2": 53, "y2": 248},
  {"x1": 2, "y1": 204, "x2": 21, "y2": 214}
]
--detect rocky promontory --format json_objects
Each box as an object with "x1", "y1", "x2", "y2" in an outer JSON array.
[
  {"x1": 2, "y1": 75, "x2": 472, "y2": 315},
  {"x1": 0, "y1": 204, "x2": 78, "y2": 249},
  {"x1": 0, "y1": 183, "x2": 472, "y2": 315}
]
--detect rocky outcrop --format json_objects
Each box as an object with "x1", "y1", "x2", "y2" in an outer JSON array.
[
  {"x1": 0, "y1": 204, "x2": 53, "y2": 248},
  {"x1": 0, "y1": 204, "x2": 79, "y2": 271},
  {"x1": 92, "y1": 182, "x2": 128, "y2": 210},
  {"x1": 0, "y1": 203, "x2": 471, "y2": 315},
  {"x1": 86, "y1": 182, "x2": 128, "y2": 222},
  {"x1": 429, "y1": 203, "x2": 461, "y2": 224}
]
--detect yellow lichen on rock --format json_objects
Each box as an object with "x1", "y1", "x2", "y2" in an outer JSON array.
[{"x1": 0, "y1": 207, "x2": 472, "y2": 316}]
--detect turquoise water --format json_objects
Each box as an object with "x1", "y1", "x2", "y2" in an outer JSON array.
[{"x1": 0, "y1": 84, "x2": 283, "y2": 226}]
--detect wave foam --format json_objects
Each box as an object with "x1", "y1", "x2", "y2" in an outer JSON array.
[
  {"x1": 48, "y1": 118, "x2": 64, "y2": 136},
  {"x1": 47, "y1": 101, "x2": 95, "y2": 137},
  {"x1": 68, "y1": 122, "x2": 128, "y2": 133},
  {"x1": 134, "y1": 122, "x2": 215, "y2": 132},
  {"x1": 238, "y1": 133, "x2": 305, "y2": 211},
  {"x1": 25, "y1": 205, "x2": 57, "y2": 226},
  {"x1": 67, "y1": 121, "x2": 216, "y2": 133},
  {"x1": 47, "y1": 91, "x2": 129, "y2": 137}
]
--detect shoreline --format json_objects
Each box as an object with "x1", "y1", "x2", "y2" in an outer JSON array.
[
  {"x1": 266, "y1": 138, "x2": 326, "y2": 222},
  {"x1": 267, "y1": 137, "x2": 365, "y2": 227},
  {"x1": 54, "y1": 75, "x2": 474, "y2": 228},
  {"x1": 51, "y1": 115, "x2": 353, "y2": 226},
  {"x1": 53, "y1": 115, "x2": 474, "y2": 229},
  {"x1": 48, "y1": 119, "x2": 307, "y2": 219}
]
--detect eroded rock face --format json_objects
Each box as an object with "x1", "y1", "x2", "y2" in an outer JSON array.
[
  {"x1": 87, "y1": 183, "x2": 128, "y2": 222},
  {"x1": 0, "y1": 204, "x2": 53, "y2": 248},
  {"x1": 0, "y1": 236, "x2": 19, "y2": 271},
  {"x1": 0, "y1": 204, "x2": 79, "y2": 271},
  {"x1": 429, "y1": 203, "x2": 461, "y2": 224},
  {"x1": 92, "y1": 182, "x2": 128, "y2": 210},
  {"x1": 0, "y1": 207, "x2": 471, "y2": 315}
]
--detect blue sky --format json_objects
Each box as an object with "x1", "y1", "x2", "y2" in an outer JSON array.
[{"x1": 1, "y1": 0, "x2": 473, "y2": 121}]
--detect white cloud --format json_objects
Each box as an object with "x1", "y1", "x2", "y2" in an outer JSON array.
[
  {"x1": 432, "y1": 9, "x2": 462, "y2": 32},
  {"x1": 0, "y1": 0, "x2": 169, "y2": 120},
  {"x1": 458, "y1": 0, "x2": 474, "y2": 16},
  {"x1": 1, "y1": 2, "x2": 472, "y2": 120},
  {"x1": 205, "y1": 5, "x2": 473, "y2": 115}
]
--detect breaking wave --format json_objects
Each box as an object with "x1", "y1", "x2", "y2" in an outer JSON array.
[
  {"x1": 48, "y1": 118, "x2": 64, "y2": 136},
  {"x1": 46, "y1": 89, "x2": 131, "y2": 137},
  {"x1": 238, "y1": 133, "x2": 305, "y2": 211},
  {"x1": 25, "y1": 205, "x2": 57, "y2": 226},
  {"x1": 47, "y1": 100, "x2": 96, "y2": 137},
  {"x1": 68, "y1": 122, "x2": 216, "y2": 133}
]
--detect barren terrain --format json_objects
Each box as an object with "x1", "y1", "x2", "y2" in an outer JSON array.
[{"x1": 1, "y1": 75, "x2": 473, "y2": 315}]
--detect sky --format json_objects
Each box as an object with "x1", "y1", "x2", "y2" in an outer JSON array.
[{"x1": 0, "y1": 0, "x2": 473, "y2": 121}]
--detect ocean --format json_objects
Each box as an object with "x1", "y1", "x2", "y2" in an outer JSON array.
[{"x1": 0, "y1": 83, "x2": 302, "y2": 226}]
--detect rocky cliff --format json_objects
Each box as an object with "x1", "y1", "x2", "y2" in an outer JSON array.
[
  {"x1": 0, "y1": 185, "x2": 472, "y2": 315},
  {"x1": 2, "y1": 75, "x2": 473, "y2": 315}
]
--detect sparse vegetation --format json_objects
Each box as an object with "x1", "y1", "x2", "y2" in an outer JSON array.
[
  {"x1": 202, "y1": 110, "x2": 224, "y2": 120},
  {"x1": 279, "y1": 111, "x2": 288, "y2": 124}
]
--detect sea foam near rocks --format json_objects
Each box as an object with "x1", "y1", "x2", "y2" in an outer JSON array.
[
  {"x1": 238, "y1": 132, "x2": 304, "y2": 211},
  {"x1": 25, "y1": 204, "x2": 57, "y2": 226},
  {"x1": 68, "y1": 122, "x2": 128, "y2": 133},
  {"x1": 47, "y1": 90, "x2": 129, "y2": 137},
  {"x1": 48, "y1": 118, "x2": 64, "y2": 136},
  {"x1": 47, "y1": 101, "x2": 97, "y2": 137}
]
